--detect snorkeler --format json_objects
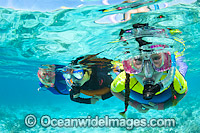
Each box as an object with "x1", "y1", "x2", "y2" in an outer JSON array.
[
  {"x1": 96, "y1": 0, "x2": 197, "y2": 24},
  {"x1": 37, "y1": 64, "x2": 71, "y2": 95},
  {"x1": 111, "y1": 24, "x2": 188, "y2": 115},
  {"x1": 37, "y1": 54, "x2": 121, "y2": 104},
  {"x1": 63, "y1": 55, "x2": 117, "y2": 104}
]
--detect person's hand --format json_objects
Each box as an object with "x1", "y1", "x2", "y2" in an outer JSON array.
[
  {"x1": 90, "y1": 97, "x2": 99, "y2": 104},
  {"x1": 142, "y1": 102, "x2": 158, "y2": 110},
  {"x1": 93, "y1": 95, "x2": 102, "y2": 99},
  {"x1": 135, "y1": 104, "x2": 149, "y2": 113},
  {"x1": 73, "y1": 93, "x2": 80, "y2": 98},
  {"x1": 129, "y1": 101, "x2": 149, "y2": 113}
]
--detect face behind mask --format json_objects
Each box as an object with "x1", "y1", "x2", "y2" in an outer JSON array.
[
  {"x1": 38, "y1": 68, "x2": 56, "y2": 87},
  {"x1": 134, "y1": 67, "x2": 163, "y2": 86},
  {"x1": 134, "y1": 62, "x2": 164, "y2": 100}
]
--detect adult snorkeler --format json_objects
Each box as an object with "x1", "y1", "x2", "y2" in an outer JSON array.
[
  {"x1": 111, "y1": 24, "x2": 188, "y2": 116},
  {"x1": 37, "y1": 64, "x2": 71, "y2": 95}
]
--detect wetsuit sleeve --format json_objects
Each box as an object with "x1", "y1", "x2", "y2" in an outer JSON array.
[
  {"x1": 70, "y1": 90, "x2": 91, "y2": 104},
  {"x1": 111, "y1": 71, "x2": 126, "y2": 92},
  {"x1": 39, "y1": 82, "x2": 45, "y2": 87},
  {"x1": 71, "y1": 86, "x2": 81, "y2": 95},
  {"x1": 101, "y1": 90, "x2": 113, "y2": 100},
  {"x1": 38, "y1": 82, "x2": 48, "y2": 91}
]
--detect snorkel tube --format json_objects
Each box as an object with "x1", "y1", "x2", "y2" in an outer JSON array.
[{"x1": 143, "y1": 54, "x2": 176, "y2": 100}]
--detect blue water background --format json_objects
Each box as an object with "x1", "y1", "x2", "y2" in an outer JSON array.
[{"x1": 0, "y1": 0, "x2": 200, "y2": 132}]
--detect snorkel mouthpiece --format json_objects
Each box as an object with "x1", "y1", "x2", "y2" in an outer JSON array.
[
  {"x1": 143, "y1": 84, "x2": 154, "y2": 100},
  {"x1": 143, "y1": 79, "x2": 156, "y2": 100},
  {"x1": 143, "y1": 83, "x2": 162, "y2": 100}
]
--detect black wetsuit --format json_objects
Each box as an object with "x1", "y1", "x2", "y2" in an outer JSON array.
[{"x1": 70, "y1": 68, "x2": 113, "y2": 104}]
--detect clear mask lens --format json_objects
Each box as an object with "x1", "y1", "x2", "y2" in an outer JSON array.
[
  {"x1": 63, "y1": 73, "x2": 71, "y2": 80},
  {"x1": 63, "y1": 69, "x2": 84, "y2": 81},
  {"x1": 72, "y1": 70, "x2": 84, "y2": 80},
  {"x1": 123, "y1": 52, "x2": 171, "y2": 74}
]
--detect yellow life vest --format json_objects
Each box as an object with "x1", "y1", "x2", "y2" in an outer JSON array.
[{"x1": 111, "y1": 68, "x2": 187, "y2": 95}]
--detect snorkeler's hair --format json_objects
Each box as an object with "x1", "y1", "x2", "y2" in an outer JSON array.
[{"x1": 120, "y1": 72, "x2": 130, "y2": 116}]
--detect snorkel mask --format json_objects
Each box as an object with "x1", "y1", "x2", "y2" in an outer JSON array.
[
  {"x1": 63, "y1": 67, "x2": 84, "y2": 81},
  {"x1": 37, "y1": 65, "x2": 56, "y2": 87},
  {"x1": 123, "y1": 49, "x2": 176, "y2": 100},
  {"x1": 123, "y1": 51, "x2": 172, "y2": 75},
  {"x1": 120, "y1": 24, "x2": 176, "y2": 100}
]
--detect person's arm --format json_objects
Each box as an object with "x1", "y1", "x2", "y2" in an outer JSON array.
[
  {"x1": 111, "y1": 71, "x2": 149, "y2": 113},
  {"x1": 111, "y1": 90, "x2": 149, "y2": 113},
  {"x1": 101, "y1": 90, "x2": 113, "y2": 100},
  {"x1": 39, "y1": 82, "x2": 45, "y2": 87},
  {"x1": 70, "y1": 89, "x2": 92, "y2": 104},
  {"x1": 156, "y1": 55, "x2": 188, "y2": 109},
  {"x1": 111, "y1": 71, "x2": 129, "y2": 102},
  {"x1": 111, "y1": 91, "x2": 138, "y2": 106},
  {"x1": 157, "y1": 89, "x2": 187, "y2": 110},
  {"x1": 38, "y1": 82, "x2": 47, "y2": 91}
]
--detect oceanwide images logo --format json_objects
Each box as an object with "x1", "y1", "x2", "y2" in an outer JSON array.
[{"x1": 24, "y1": 114, "x2": 176, "y2": 129}]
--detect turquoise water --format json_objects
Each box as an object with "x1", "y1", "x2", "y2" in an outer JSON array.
[{"x1": 0, "y1": 0, "x2": 200, "y2": 132}]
